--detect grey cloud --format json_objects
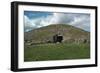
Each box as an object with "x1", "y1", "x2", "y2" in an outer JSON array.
[{"x1": 24, "y1": 13, "x2": 90, "y2": 32}]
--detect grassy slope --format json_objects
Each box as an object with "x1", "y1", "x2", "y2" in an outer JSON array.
[
  {"x1": 25, "y1": 24, "x2": 90, "y2": 42},
  {"x1": 24, "y1": 43, "x2": 90, "y2": 61}
]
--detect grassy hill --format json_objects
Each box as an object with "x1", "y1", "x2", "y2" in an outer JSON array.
[
  {"x1": 25, "y1": 24, "x2": 90, "y2": 44},
  {"x1": 24, "y1": 24, "x2": 90, "y2": 61}
]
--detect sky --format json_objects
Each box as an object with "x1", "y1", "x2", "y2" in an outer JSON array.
[{"x1": 24, "y1": 11, "x2": 90, "y2": 32}]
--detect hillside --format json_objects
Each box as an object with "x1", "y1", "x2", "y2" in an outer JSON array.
[{"x1": 24, "y1": 24, "x2": 90, "y2": 44}]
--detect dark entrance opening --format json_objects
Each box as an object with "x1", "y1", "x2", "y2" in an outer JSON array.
[{"x1": 53, "y1": 34, "x2": 63, "y2": 43}]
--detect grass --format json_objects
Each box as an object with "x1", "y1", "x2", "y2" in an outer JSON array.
[{"x1": 24, "y1": 43, "x2": 90, "y2": 62}]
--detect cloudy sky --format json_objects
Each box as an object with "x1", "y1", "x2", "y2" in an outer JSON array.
[{"x1": 24, "y1": 11, "x2": 90, "y2": 32}]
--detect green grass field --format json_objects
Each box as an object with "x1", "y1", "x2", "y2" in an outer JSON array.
[{"x1": 24, "y1": 43, "x2": 90, "y2": 62}]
